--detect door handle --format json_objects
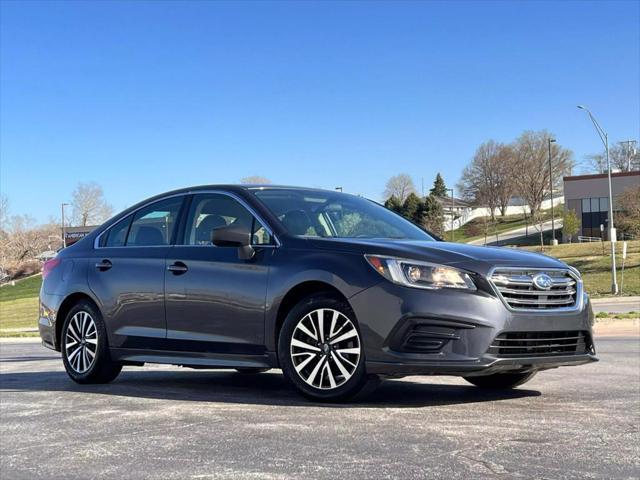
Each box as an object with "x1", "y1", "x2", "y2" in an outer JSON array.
[
  {"x1": 167, "y1": 262, "x2": 188, "y2": 275},
  {"x1": 95, "y1": 259, "x2": 112, "y2": 271}
]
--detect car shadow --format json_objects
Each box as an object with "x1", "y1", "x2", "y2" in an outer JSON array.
[{"x1": 0, "y1": 368, "x2": 541, "y2": 408}]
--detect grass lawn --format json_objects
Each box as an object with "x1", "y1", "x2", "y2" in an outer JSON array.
[
  {"x1": 447, "y1": 207, "x2": 561, "y2": 243},
  {"x1": 0, "y1": 275, "x2": 41, "y2": 336},
  {"x1": 521, "y1": 240, "x2": 640, "y2": 297}
]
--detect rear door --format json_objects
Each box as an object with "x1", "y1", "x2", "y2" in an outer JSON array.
[
  {"x1": 89, "y1": 196, "x2": 186, "y2": 349},
  {"x1": 164, "y1": 193, "x2": 274, "y2": 354}
]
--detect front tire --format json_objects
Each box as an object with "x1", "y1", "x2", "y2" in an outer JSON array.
[
  {"x1": 278, "y1": 293, "x2": 376, "y2": 402},
  {"x1": 61, "y1": 300, "x2": 122, "y2": 384},
  {"x1": 464, "y1": 371, "x2": 536, "y2": 389}
]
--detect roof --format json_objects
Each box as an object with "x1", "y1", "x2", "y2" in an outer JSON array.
[
  {"x1": 433, "y1": 195, "x2": 472, "y2": 208},
  {"x1": 564, "y1": 171, "x2": 640, "y2": 182}
]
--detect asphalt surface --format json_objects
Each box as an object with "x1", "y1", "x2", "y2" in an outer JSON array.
[
  {"x1": 1, "y1": 338, "x2": 639, "y2": 480},
  {"x1": 591, "y1": 297, "x2": 640, "y2": 314}
]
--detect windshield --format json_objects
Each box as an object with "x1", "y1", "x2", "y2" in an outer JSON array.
[{"x1": 252, "y1": 188, "x2": 435, "y2": 241}]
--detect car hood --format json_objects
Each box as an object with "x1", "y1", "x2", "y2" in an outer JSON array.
[{"x1": 305, "y1": 238, "x2": 567, "y2": 274}]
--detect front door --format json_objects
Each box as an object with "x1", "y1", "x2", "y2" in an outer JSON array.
[{"x1": 164, "y1": 193, "x2": 274, "y2": 355}]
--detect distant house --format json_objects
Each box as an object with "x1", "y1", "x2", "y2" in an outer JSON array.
[
  {"x1": 433, "y1": 195, "x2": 472, "y2": 217},
  {"x1": 36, "y1": 250, "x2": 58, "y2": 262}
]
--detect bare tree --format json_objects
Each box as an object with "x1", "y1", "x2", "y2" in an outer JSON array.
[
  {"x1": 383, "y1": 174, "x2": 416, "y2": 203},
  {"x1": 71, "y1": 182, "x2": 113, "y2": 227},
  {"x1": 512, "y1": 131, "x2": 574, "y2": 215},
  {"x1": 241, "y1": 176, "x2": 272, "y2": 184},
  {"x1": 584, "y1": 141, "x2": 639, "y2": 173},
  {"x1": 458, "y1": 141, "x2": 515, "y2": 220},
  {"x1": 585, "y1": 153, "x2": 607, "y2": 174}
]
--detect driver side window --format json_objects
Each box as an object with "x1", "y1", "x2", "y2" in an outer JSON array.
[{"x1": 183, "y1": 194, "x2": 273, "y2": 246}]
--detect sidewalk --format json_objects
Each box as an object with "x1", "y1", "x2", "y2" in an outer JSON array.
[
  {"x1": 591, "y1": 296, "x2": 640, "y2": 314},
  {"x1": 467, "y1": 219, "x2": 563, "y2": 246}
]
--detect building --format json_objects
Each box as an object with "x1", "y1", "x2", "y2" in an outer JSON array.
[
  {"x1": 563, "y1": 171, "x2": 639, "y2": 240},
  {"x1": 64, "y1": 225, "x2": 97, "y2": 246}
]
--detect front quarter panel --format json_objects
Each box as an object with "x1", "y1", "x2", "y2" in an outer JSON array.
[{"x1": 264, "y1": 248, "x2": 379, "y2": 351}]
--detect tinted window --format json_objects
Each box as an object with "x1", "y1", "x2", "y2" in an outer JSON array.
[
  {"x1": 253, "y1": 189, "x2": 434, "y2": 241},
  {"x1": 183, "y1": 194, "x2": 273, "y2": 246},
  {"x1": 126, "y1": 197, "x2": 184, "y2": 246},
  {"x1": 103, "y1": 216, "x2": 132, "y2": 247}
]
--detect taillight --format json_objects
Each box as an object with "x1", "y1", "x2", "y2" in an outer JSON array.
[{"x1": 42, "y1": 258, "x2": 61, "y2": 279}]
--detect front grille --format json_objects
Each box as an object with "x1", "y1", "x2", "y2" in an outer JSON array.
[
  {"x1": 488, "y1": 331, "x2": 591, "y2": 357},
  {"x1": 490, "y1": 268, "x2": 579, "y2": 310}
]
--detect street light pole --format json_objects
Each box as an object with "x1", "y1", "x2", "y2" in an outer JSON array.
[
  {"x1": 447, "y1": 188, "x2": 454, "y2": 242},
  {"x1": 577, "y1": 105, "x2": 618, "y2": 294},
  {"x1": 548, "y1": 138, "x2": 557, "y2": 245},
  {"x1": 61, "y1": 203, "x2": 69, "y2": 248}
]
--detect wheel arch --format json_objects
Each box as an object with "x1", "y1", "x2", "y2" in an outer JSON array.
[
  {"x1": 272, "y1": 281, "x2": 351, "y2": 357},
  {"x1": 55, "y1": 292, "x2": 101, "y2": 351}
]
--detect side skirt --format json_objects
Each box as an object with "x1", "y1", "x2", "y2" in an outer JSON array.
[{"x1": 110, "y1": 348, "x2": 278, "y2": 370}]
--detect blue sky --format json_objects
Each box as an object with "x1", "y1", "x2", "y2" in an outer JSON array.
[{"x1": 1, "y1": 0, "x2": 638, "y2": 223}]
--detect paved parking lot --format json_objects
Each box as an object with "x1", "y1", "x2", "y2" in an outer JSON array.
[{"x1": 1, "y1": 337, "x2": 638, "y2": 479}]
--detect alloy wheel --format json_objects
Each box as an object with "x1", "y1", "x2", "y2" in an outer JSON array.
[
  {"x1": 65, "y1": 311, "x2": 98, "y2": 374},
  {"x1": 290, "y1": 308, "x2": 361, "y2": 390}
]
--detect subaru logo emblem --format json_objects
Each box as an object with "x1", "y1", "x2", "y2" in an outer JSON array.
[{"x1": 532, "y1": 273, "x2": 553, "y2": 290}]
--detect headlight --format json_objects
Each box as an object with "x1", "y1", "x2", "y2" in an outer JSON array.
[{"x1": 364, "y1": 255, "x2": 476, "y2": 291}]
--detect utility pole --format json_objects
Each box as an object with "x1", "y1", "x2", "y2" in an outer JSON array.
[
  {"x1": 577, "y1": 105, "x2": 618, "y2": 294},
  {"x1": 548, "y1": 137, "x2": 557, "y2": 245},
  {"x1": 619, "y1": 140, "x2": 637, "y2": 171},
  {"x1": 447, "y1": 188, "x2": 455, "y2": 242},
  {"x1": 61, "y1": 203, "x2": 69, "y2": 248}
]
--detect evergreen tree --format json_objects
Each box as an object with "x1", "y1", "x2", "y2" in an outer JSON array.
[
  {"x1": 430, "y1": 173, "x2": 448, "y2": 198},
  {"x1": 384, "y1": 196, "x2": 403, "y2": 214},
  {"x1": 402, "y1": 193, "x2": 422, "y2": 223},
  {"x1": 420, "y1": 194, "x2": 445, "y2": 237}
]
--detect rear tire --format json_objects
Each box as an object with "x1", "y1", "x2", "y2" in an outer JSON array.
[
  {"x1": 278, "y1": 293, "x2": 377, "y2": 402},
  {"x1": 464, "y1": 371, "x2": 536, "y2": 389},
  {"x1": 61, "y1": 300, "x2": 122, "y2": 384}
]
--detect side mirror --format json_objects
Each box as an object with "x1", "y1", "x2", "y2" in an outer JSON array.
[{"x1": 211, "y1": 225, "x2": 255, "y2": 260}]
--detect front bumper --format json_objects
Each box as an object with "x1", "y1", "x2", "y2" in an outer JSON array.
[
  {"x1": 349, "y1": 280, "x2": 597, "y2": 377},
  {"x1": 367, "y1": 353, "x2": 598, "y2": 376}
]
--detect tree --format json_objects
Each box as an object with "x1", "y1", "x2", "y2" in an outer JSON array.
[
  {"x1": 513, "y1": 131, "x2": 574, "y2": 215},
  {"x1": 586, "y1": 141, "x2": 639, "y2": 173},
  {"x1": 71, "y1": 182, "x2": 113, "y2": 227},
  {"x1": 419, "y1": 194, "x2": 445, "y2": 237},
  {"x1": 384, "y1": 196, "x2": 403, "y2": 214},
  {"x1": 383, "y1": 174, "x2": 416, "y2": 203},
  {"x1": 401, "y1": 193, "x2": 422, "y2": 223},
  {"x1": 430, "y1": 173, "x2": 447, "y2": 198},
  {"x1": 241, "y1": 176, "x2": 272, "y2": 184},
  {"x1": 458, "y1": 140, "x2": 515, "y2": 220},
  {"x1": 616, "y1": 185, "x2": 640, "y2": 238},
  {"x1": 563, "y1": 209, "x2": 580, "y2": 243}
]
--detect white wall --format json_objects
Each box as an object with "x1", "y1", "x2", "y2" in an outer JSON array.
[{"x1": 443, "y1": 196, "x2": 564, "y2": 231}]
